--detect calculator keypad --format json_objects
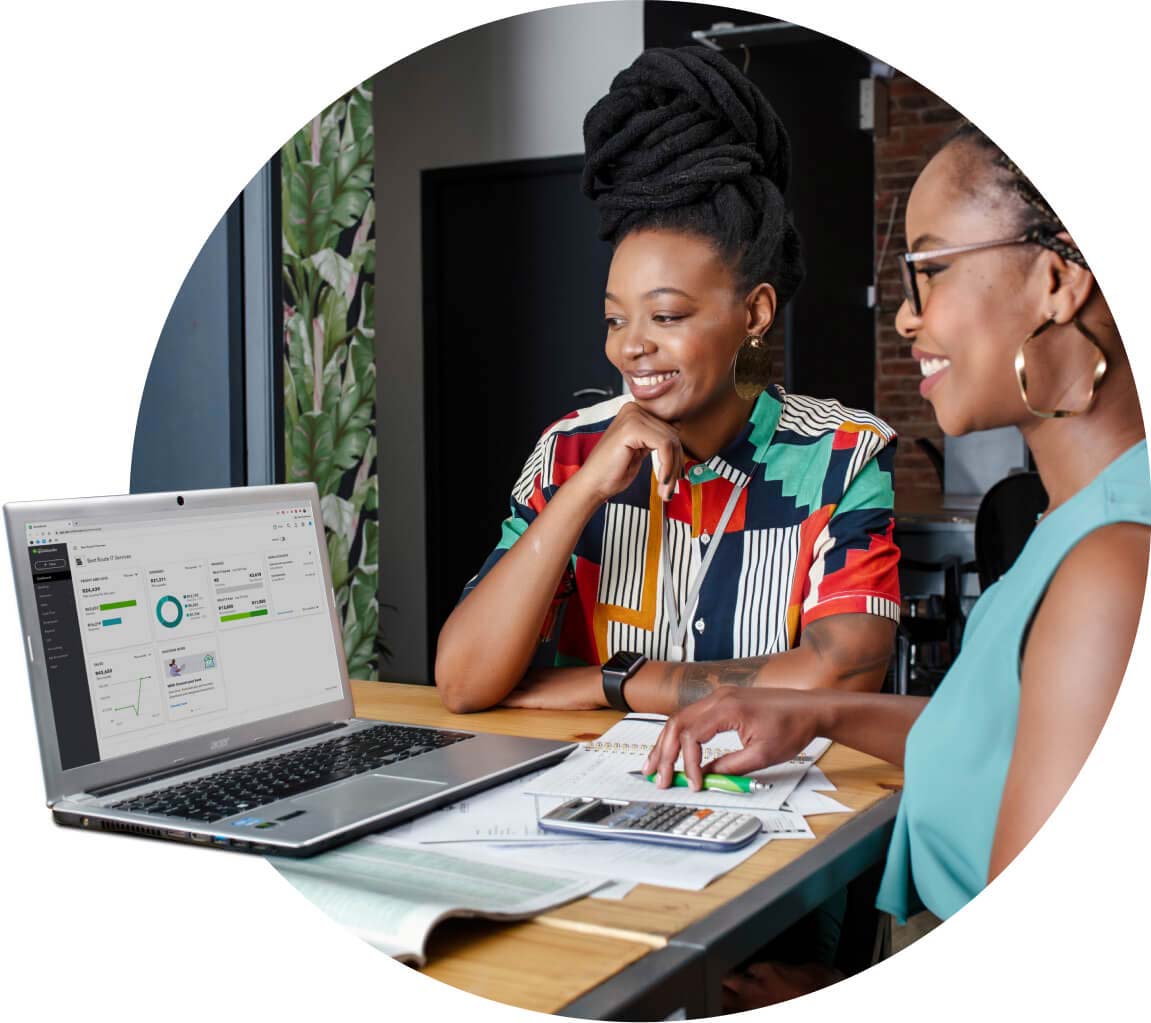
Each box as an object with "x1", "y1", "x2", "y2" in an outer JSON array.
[
  {"x1": 618, "y1": 804, "x2": 755, "y2": 840},
  {"x1": 539, "y1": 798, "x2": 763, "y2": 849}
]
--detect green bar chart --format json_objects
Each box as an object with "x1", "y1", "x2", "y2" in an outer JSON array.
[
  {"x1": 99, "y1": 599, "x2": 137, "y2": 612},
  {"x1": 219, "y1": 609, "x2": 268, "y2": 623}
]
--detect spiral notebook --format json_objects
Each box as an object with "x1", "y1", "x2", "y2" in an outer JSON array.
[{"x1": 523, "y1": 714, "x2": 830, "y2": 812}]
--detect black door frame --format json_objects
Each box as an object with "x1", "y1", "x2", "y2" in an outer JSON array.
[{"x1": 421, "y1": 154, "x2": 593, "y2": 671}]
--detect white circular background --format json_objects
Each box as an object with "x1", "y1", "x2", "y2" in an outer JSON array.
[{"x1": 1, "y1": 3, "x2": 1146, "y2": 1020}]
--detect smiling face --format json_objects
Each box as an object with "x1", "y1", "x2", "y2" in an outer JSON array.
[
  {"x1": 896, "y1": 143, "x2": 1046, "y2": 435},
  {"x1": 604, "y1": 229, "x2": 768, "y2": 427}
]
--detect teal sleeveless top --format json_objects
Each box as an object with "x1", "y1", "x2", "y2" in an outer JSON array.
[{"x1": 877, "y1": 441, "x2": 1151, "y2": 923}]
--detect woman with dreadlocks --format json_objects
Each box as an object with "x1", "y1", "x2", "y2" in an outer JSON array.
[
  {"x1": 643, "y1": 122, "x2": 1149, "y2": 1006},
  {"x1": 436, "y1": 46, "x2": 902, "y2": 720}
]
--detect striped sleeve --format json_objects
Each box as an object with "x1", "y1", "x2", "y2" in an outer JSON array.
[
  {"x1": 458, "y1": 431, "x2": 576, "y2": 644},
  {"x1": 802, "y1": 436, "x2": 901, "y2": 627}
]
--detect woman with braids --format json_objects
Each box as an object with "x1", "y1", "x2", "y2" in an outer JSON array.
[
  {"x1": 643, "y1": 123, "x2": 1149, "y2": 1007},
  {"x1": 436, "y1": 46, "x2": 902, "y2": 720}
]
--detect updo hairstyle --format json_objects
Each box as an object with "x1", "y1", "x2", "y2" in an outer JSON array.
[{"x1": 582, "y1": 45, "x2": 805, "y2": 304}]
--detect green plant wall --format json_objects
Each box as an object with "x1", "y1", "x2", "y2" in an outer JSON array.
[{"x1": 281, "y1": 81, "x2": 380, "y2": 679}]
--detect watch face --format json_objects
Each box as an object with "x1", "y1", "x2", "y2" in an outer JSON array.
[{"x1": 604, "y1": 651, "x2": 645, "y2": 675}]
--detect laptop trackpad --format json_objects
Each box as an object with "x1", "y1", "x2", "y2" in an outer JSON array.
[{"x1": 289, "y1": 775, "x2": 447, "y2": 824}]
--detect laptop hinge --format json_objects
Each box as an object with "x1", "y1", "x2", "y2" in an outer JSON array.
[{"x1": 86, "y1": 721, "x2": 349, "y2": 798}]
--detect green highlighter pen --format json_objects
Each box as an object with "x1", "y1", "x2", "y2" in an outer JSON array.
[{"x1": 628, "y1": 770, "x2": 768, "y2": 794}]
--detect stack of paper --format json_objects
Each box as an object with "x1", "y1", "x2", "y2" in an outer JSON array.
[
  {"x1": 363, "y1": 713, "x2": 851, "y2": 894},
  {"x1": 280, "y1": 715, "x2": 861, "y2": 960},
  {"x1": 522, "y1": 715, "x2": 830, "y2": 811}
]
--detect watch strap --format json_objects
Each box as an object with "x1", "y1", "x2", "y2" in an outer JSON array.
[{"x1": 602, "y1": 653, "x2": 647, "y2": 712}]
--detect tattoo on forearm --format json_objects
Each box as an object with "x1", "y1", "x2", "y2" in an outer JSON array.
[
  {"x1": 674, "y1": 657, "x2": 773, "y2": 709},
  {"x1": 801, "y1": 616, "x2": 896, "y2": 687},
  {"x1": 676, "y1": 666, "x2": 714, "y2": 709},
  {"x1": 834, "y1": 650, "x2": 893, "y2": 682},
  {"x1": 669, "y1": 616, "x2": 896, "y2": 709}
]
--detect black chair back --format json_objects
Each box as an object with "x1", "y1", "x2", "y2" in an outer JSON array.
[{"x1": 974, "y1": 471, "x2": 1049, "y2": 590}]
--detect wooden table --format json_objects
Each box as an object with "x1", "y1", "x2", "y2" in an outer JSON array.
[{"x1": 353, "y1": 681, "x2": 903, "y2": 1019}]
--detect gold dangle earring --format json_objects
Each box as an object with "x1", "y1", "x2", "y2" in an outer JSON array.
[
  {"x1": 1014, "y1": 316, "x2": 1108, "y2": 418},
  {"x1": 733, "y1": 334, "x2": 772, "y2": 400}
]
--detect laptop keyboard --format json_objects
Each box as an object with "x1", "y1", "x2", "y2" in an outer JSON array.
[{"x1": 109, "y1": 723, "x2": 475, "y2": 823}]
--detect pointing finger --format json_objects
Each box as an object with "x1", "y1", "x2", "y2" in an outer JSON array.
[{"x1": 680, "y1": 732, "x2": 704, "y2": 791}]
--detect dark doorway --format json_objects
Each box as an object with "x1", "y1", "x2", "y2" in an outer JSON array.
[
  {"x1": 422, "y1": 156, "x2": 616, "y2": 667},
  {"x1": 645, "y1": 3, "x2": 876, "y2": 410}
]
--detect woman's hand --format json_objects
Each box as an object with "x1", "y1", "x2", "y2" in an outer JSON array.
[
  {"x1": 641, "y1": 686, "x2": 827, "y2": 789},
  {"x1": 500, "y1": 667, "x2": 607, "y2": 710},
  {"x1": 576, "y1": 401, "x2": 686, "y2": 503}
]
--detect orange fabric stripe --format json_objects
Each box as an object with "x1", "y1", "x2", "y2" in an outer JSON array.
[
  {"x1": 786, "y1": 605, "x2": 801, "y2": 648},
  {"x1": 691, "y1": 483, "x2": 702, "y2": 539},
  {"x1": 593, "y1": 475, "x2": 664, "y2": 660},
  {"x1": 785, "y1": 504, "x2": 835, "y2": 647}
]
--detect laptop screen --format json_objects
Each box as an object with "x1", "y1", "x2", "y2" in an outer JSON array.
[{"x1": 21, "y1": 501, "x2": 343, "y2": 771}]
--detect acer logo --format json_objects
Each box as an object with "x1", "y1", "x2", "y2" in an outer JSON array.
[{"x1": 210, "y1": 737, "x2": 230, "y2": 751}]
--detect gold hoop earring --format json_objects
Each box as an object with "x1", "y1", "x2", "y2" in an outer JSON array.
[
  {"x1": 1014, "y1": 316, "x2": 1108, "y2": 419},
  {"x1": 733, "y1": 335, "x2": 772, "y2": 400}
]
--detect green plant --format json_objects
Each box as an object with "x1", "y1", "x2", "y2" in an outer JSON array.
[{"x1": 281, "y1": 82, "x2": 381, "y2": 679}]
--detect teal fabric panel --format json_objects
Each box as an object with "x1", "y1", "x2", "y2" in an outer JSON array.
[{"x1": 877, "y1": 441, "x2": 1151, "y2": 923}]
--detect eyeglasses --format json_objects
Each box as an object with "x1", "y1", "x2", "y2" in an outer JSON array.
[{"x1": 898, "y1": 228, "x2": 1044, "y2": 317}]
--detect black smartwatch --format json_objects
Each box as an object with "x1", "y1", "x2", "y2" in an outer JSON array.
[{"x1": 601, "y1": 651, "x2": 648, "y2": 712}]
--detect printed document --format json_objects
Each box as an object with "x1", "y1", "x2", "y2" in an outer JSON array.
[
  {"x1": 274, "y1": 840, "x2": 601, "y2": 965},
  {"x1": 377, "y1": 824, "x2": 774, "y2": 892},
  {"x1": 523, "y1": 716, "x2": 830, "y2": 811}
]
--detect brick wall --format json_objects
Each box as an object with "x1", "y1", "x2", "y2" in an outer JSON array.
[{"x1": 874, "y1": 74, "x2": 965, "y2": 496}]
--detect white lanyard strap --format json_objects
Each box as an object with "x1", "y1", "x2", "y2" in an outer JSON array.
[{"x1": 660, "y1": 478, "x2": 746, "y2": 661}]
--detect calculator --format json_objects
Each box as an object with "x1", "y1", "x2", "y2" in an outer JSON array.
[{"x1": 538, "y1": 797, "x2": 762, "y2": 851}]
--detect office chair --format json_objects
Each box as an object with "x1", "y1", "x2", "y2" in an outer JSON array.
[
  {"x1": 974, "y1": 471, "x2": 1048, "y2": 590},
  {"x1": 891, "y1": 471, "x2": 1048, "y2": 695},
  {"x1": 892, "y1": 553, "x2": 966, "y2": 695},
  {"x1": 889, "y1": 439, "x2": 960, "y2": 695}
]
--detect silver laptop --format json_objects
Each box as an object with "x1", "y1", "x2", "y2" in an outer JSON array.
[{"x1": 5, "y1": 483, "x2": 575, "y2": 856}]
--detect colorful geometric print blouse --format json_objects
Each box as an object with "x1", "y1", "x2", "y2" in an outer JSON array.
[{"x1": 463, "y1": 386, "x2": 901, "y2": 667}]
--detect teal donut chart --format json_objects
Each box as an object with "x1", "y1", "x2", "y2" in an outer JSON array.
[{"x1": 156, "y1": 595, "x2": 184, "y2": 628}]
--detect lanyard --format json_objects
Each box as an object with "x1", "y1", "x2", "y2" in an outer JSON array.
[{"x1": 660, "y1": 477, "x2": 746, "y2": 662}]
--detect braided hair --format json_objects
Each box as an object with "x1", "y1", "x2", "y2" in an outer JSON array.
[
  {"x1": 582, "y1": 46, "x2": 804, "y2": 303},
  {"x1": 946, "y1": 122, "x2": 1088, "y2": 269}
]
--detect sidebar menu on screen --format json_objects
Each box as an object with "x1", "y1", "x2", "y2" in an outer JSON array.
[{"x1": 27, "y1": 543, "x2": 99, "y2": 770}]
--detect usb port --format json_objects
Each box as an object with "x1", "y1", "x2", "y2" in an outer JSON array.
[
  {"x1": 165, "y1": 830, "x2": 188, "y2": 840},
  {"x1": 231, "y1": 840, "x2": 250, "y2": 851},
  {"x1": 212, "y1": 836, "x2": 230, "y2": 847},
  {"x1": 188, "y1": 833, "x2": 210, "y2": 844}
]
